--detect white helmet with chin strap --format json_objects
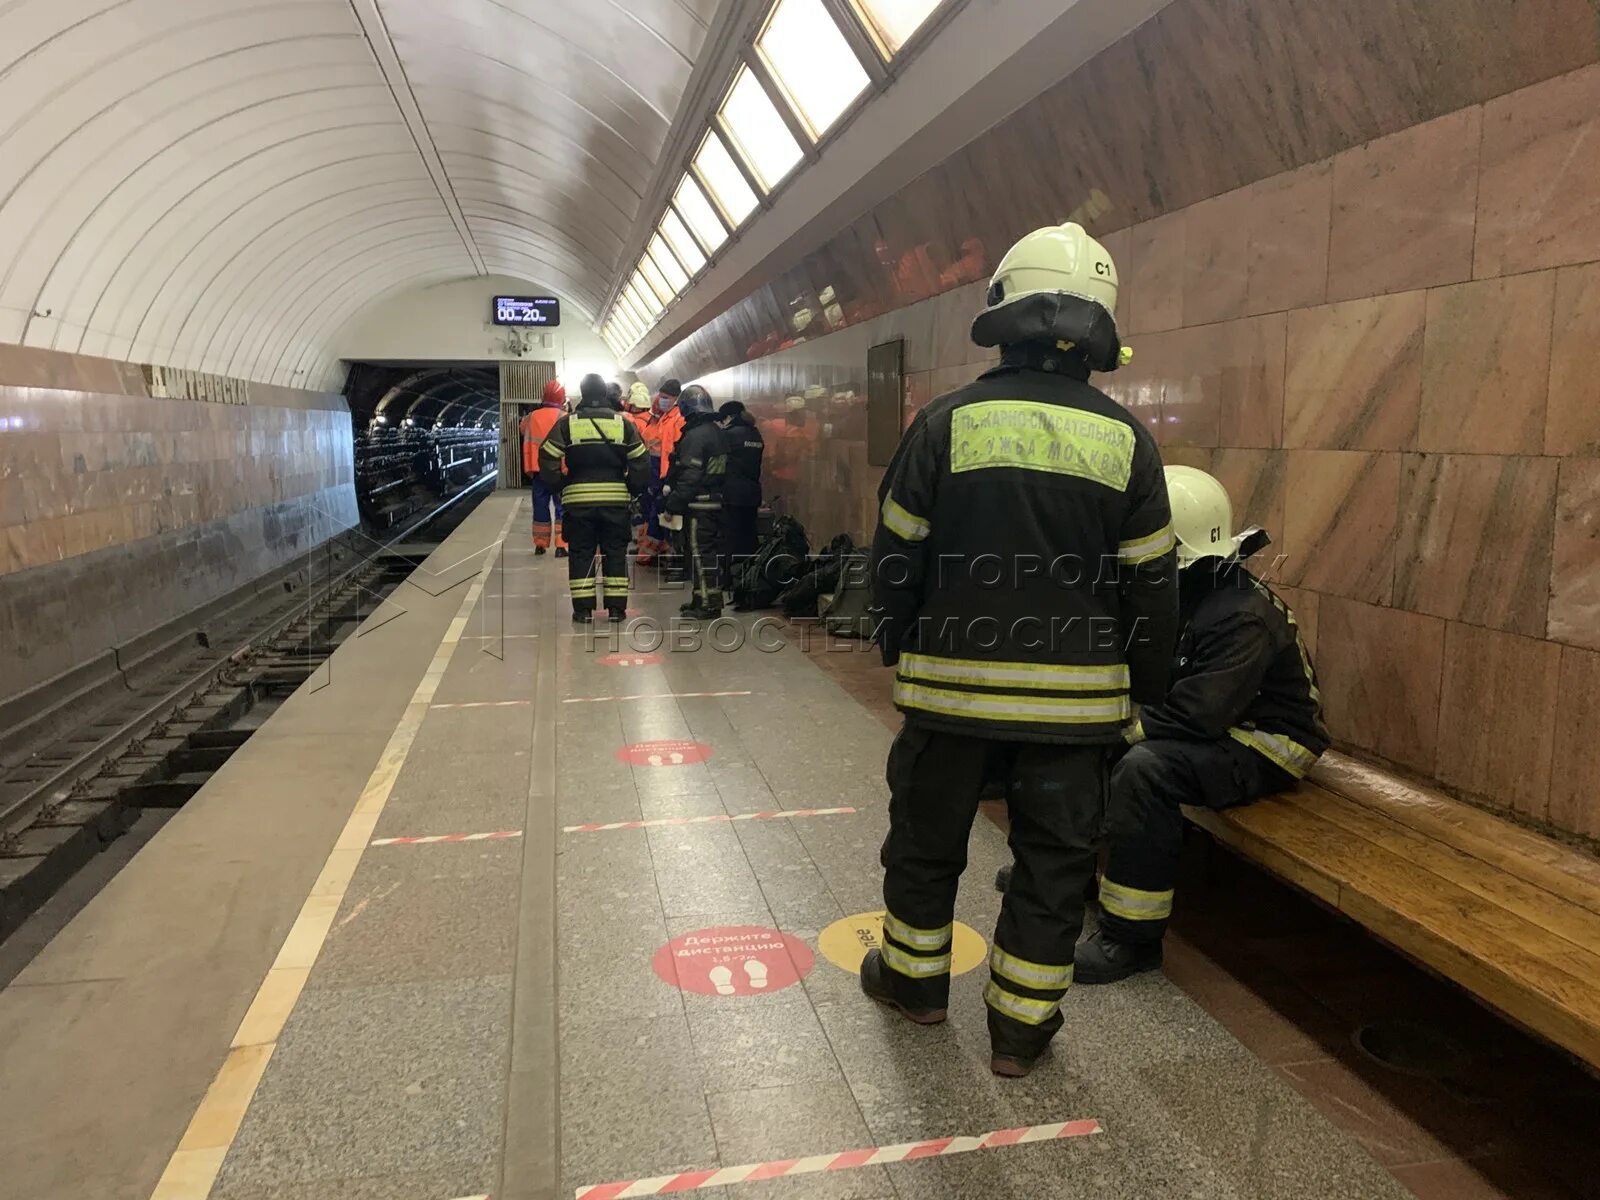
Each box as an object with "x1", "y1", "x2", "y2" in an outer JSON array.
[{"x1": 971, "y1": 222, "x2": 1129, "y2": 371}]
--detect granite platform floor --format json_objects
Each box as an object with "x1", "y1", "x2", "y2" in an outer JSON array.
[{"x1": 1, "y1": 490, "x2": 1422, "y2": 1200}]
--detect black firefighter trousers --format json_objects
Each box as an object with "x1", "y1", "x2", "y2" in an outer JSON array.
[
  {"x1": 686, "y1": 502, "x2": 723, "y2": 612},
  {"x1": 1099, "y1": 738, "x2": 1292, "y2": 945},
  {"x1": 878, "y1": 722, "x2": 1109, "y2": 1061},
  {"x1": 563, "y1": 505, "x2": 631, "y2": 616}
]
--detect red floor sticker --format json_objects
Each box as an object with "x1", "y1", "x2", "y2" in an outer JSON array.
[
  {"x1": 597, "y1": 651, "x2": 663, "y2": 667},
  {"x1": 653, "y1": 926, "x2": 814, "y2": 997},
  {"x1": 616, "y1": 739, "x2": 712, "y2": 767}
]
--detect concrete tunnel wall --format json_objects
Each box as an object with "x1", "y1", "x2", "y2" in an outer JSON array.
[
  {"x1": 633, "y1": 0, "x2": 1600, "y2": 845},
  {"x1": 0, "y1": 344, "x2": 359, "y2": 716}
]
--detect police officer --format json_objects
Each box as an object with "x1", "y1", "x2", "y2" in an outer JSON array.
[
  {"x1": 661, "y1": 385, "x2": 728, "y2": 620},
  {"x1": 1079, "y1": 466, "x2": 1329, "y2": 982},
  {"x1": 864, "y1": 222, "x2": 1178, "y2": 1078},
  {"x1": 717, "y1": 401, "x2": 764, "y2": 588},
  {"x1": 539, "y1": 374, "x2": 650, "y2": 624}
]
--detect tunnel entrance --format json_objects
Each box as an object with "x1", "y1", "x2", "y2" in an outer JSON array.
[{"x1": 344, "y1": 362, "x2": 505, "y2": 528}]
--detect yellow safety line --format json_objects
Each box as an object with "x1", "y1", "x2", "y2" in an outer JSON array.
[{"x1": 148, "y1": 499, "x2": 523, "y2": 1200}]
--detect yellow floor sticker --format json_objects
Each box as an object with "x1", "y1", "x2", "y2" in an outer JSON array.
[{"x1": 819, "y1": 910, "x2": 988, "y2": 977}]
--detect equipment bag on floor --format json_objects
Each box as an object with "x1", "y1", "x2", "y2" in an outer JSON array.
[
  {"x1": 732, "y1": 515, "x2": 810, "y2": 610},
  {"x1": 821, "y1": 552, "x2": 877, "y2": 638},
  {"x1": 778, "y1": 533, "x2": 855, "y2": 617}
]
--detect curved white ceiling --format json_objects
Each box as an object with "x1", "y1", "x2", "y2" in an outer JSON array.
[{"x1": 0, "y1": 0, "x2": 719, "y2": 389}]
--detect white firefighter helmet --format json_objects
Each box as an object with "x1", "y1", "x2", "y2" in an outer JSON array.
[
  {"x1": 1165, "y1": 466, "x2": 1235, "y2": 567},
  {"x1": 982, "y1": 222, "x2": 1119, "y2": 323}
]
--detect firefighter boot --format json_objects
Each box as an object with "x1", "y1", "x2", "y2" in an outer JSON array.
[
  {"x1": 1074, "y1": 928, "x2": 1162, "y2": 985},
  {"x1": 859, "y1": 950, "x2": 947, "y2": 1025}
]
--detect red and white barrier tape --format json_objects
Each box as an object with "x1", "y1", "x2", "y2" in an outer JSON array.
[
  {"x1": 371, "y1": 831, "x2": 524, "y2": 847},
  {"x1": 575, "y1": 1119, "x2": 1102, "y2": 1198},
  {"x1": 563, "y1": 691, "x2": 753, "y2": 704},
  {"x1": 563, "y1": 807, "x2": 855, "y2": 834}
]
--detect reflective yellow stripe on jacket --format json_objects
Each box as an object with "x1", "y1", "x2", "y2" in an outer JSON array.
[
  {"x1": 1228, "y1": 727, "x2": 1319, "y2": 778},
  {"x1": 880, "y1": 495, "x2": 930, "y2": 542},
  {"x1": 899, "y1": 653, "x2": 1128, "y2": 693},
  {"x1": 562, "y1": 482, "x2": 631, "y2": 504},
  {"x1": 893, "y1": 682, "x2": 1129, "y2": 726},
  {"x1": 1118, "y1": 523, "x2": 1176, "y2": 564}
]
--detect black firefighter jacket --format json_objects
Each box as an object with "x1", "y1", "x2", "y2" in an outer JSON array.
[
  {"x1": 722, "y1": 414, "x2": 765, "y2": 508},
  {"x1": 869, "y1": 356, "x2": 1179, "y2": 745},
  {"x1": 663, "y1": 413, "x2": 729, "y2": 514},
  {"x1": 538, "y1": 402, "x2": 650, "y2": 506},
  {"x1": 1133, "y1": 560, "x2": 1330, "y2": 778}
]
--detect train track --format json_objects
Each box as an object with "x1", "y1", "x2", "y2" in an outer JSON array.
[{"x1": 0, "y1": 479, "x2": 490, "y2": 938}]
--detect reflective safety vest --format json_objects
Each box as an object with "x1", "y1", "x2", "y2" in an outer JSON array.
[
  {"x1": 657, "y1": 406, "x2": 686, "y2": 478},
  {"x1": 521, "y1": 405, "x2": 562, "y2": 473},
  {"x1": 1128, "y1": 563, "x2": 1329, "y2": 777},
  {"x1": 537, "y1": 404, "x2": 650, "y2": 507},
  {"x1": 869, "y1": 352, "x2": 1180, "y2": 745}
]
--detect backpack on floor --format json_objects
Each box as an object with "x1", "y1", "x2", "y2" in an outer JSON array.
[
  {"x1": 821, "y1": 552, "x2": 877, "y2": 638},
  {"x1": 733, "y1": 516, "x2": 810, "y2": 610}
]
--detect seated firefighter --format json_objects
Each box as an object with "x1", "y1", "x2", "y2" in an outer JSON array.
[{"x1": 1076, "y1": 465, "x2": 1330, "y2": 983}]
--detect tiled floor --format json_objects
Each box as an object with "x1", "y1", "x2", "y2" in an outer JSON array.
[{"x1": 796, "y1": 620, "x2": 1600, "y2": 1200}]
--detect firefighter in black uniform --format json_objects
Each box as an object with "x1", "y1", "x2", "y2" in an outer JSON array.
[
  {"x1": 662, "y1": 385, "x2": 729, "y2": 620},
  {"x1": 863, "y1": 222, "x2": 1179, "y2": 1078},
  {"x1": 1077, "y1": 465, "x2": 1329, "y2": 982},
  {"x1": 539, "y1": 374, "x2": 650, "y2": 624},
  {"x1": 717, "y1": 401, "x2": 764, "y2": 588}
]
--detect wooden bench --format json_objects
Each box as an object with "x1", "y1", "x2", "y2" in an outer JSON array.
[{"x1": 1184, "y1": 751, "x2": 1600, "y2": 1071}]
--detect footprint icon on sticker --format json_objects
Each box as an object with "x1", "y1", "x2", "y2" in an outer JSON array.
[
  {"x1": 709, "y1": 965, "x2": 735, "y2": 995},
  {"x1": 743, "y1": 960, "x2": 768, "y2": 989}
]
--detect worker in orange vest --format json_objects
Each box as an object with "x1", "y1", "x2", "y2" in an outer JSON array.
[
  {"x1": 650, "y1": 379, "x2": 684, "y2": 570},
  {"x1": 519, "y1": 379, "x2": 569, "y2": 555},
  {"x1": 623, "y1": 382, "x2": 663, "y2": 560}
]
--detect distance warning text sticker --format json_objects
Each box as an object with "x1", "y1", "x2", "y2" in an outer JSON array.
[
  {"x1": 652, "y1": 926, "x2": 815, "y2": 997},
  {"x1": 617, "y1": 739, "x2": 713, "y2": 767}
]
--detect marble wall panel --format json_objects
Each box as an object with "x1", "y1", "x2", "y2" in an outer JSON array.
[
  {"x1": 1216, "y1": 314, "x2": 1288, "y2": 450},
  {"x1": 1316, "y1": 596, "x2": 1445, "y2": 774},
  {"x1": 1394, "y1": 453, "x2": 1558, "y2": 637},
  {"x1": 1549, "y1": 646, "x2": 1600, "y2": 839},
  {"x1": 1281, "y1": 450, "x2": 1400, "y2": 605},
  {"x1": 1549, "y1": 457, "x2": 1600, "y2": 651},
  {"x1": 1327, "y1": 106, "x2": 1481, "y2": 302},
  {"x1": 1435, "y1": 622, "x2": 1561, "y2": 818},
  {"x1": 1417, "y1": 272, "x2": 1555, "y2": 455},
  {"x1": 1245, "y1": 162, "x2": 1333, "y2": 317},
  {"x1": 1546, "y1": 262, "x2": 1600, "y2": 457},
  {"x1": 1125, "y1": 212, "x2": 1187, "y2": 335},
  {"x1": 1283, "y1": 292, "x2": 1425, "y2": 451},
  {"x1": 1475, "y1": 61, "x2": 1600, "y2": 278}
]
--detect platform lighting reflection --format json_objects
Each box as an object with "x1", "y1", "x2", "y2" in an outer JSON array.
[
  {"x1": 758, "y1": 0, "x2": 871, "y2": 139},
  {"x1": 850, "y1": 0, "x2": 944, "y2": 56}
]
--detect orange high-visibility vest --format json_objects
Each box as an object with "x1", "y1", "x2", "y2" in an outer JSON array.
[{"x1": 657, "y1": 407, "x2": 686, "y2": 478}]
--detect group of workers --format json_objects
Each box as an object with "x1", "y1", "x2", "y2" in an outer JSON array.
[
  {"x1": 862, "y1": 221, "x2": 1330, "y2": 1077},
  {"x1": 518, "y1": 373, "x2": 765, "y2": 623}
]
